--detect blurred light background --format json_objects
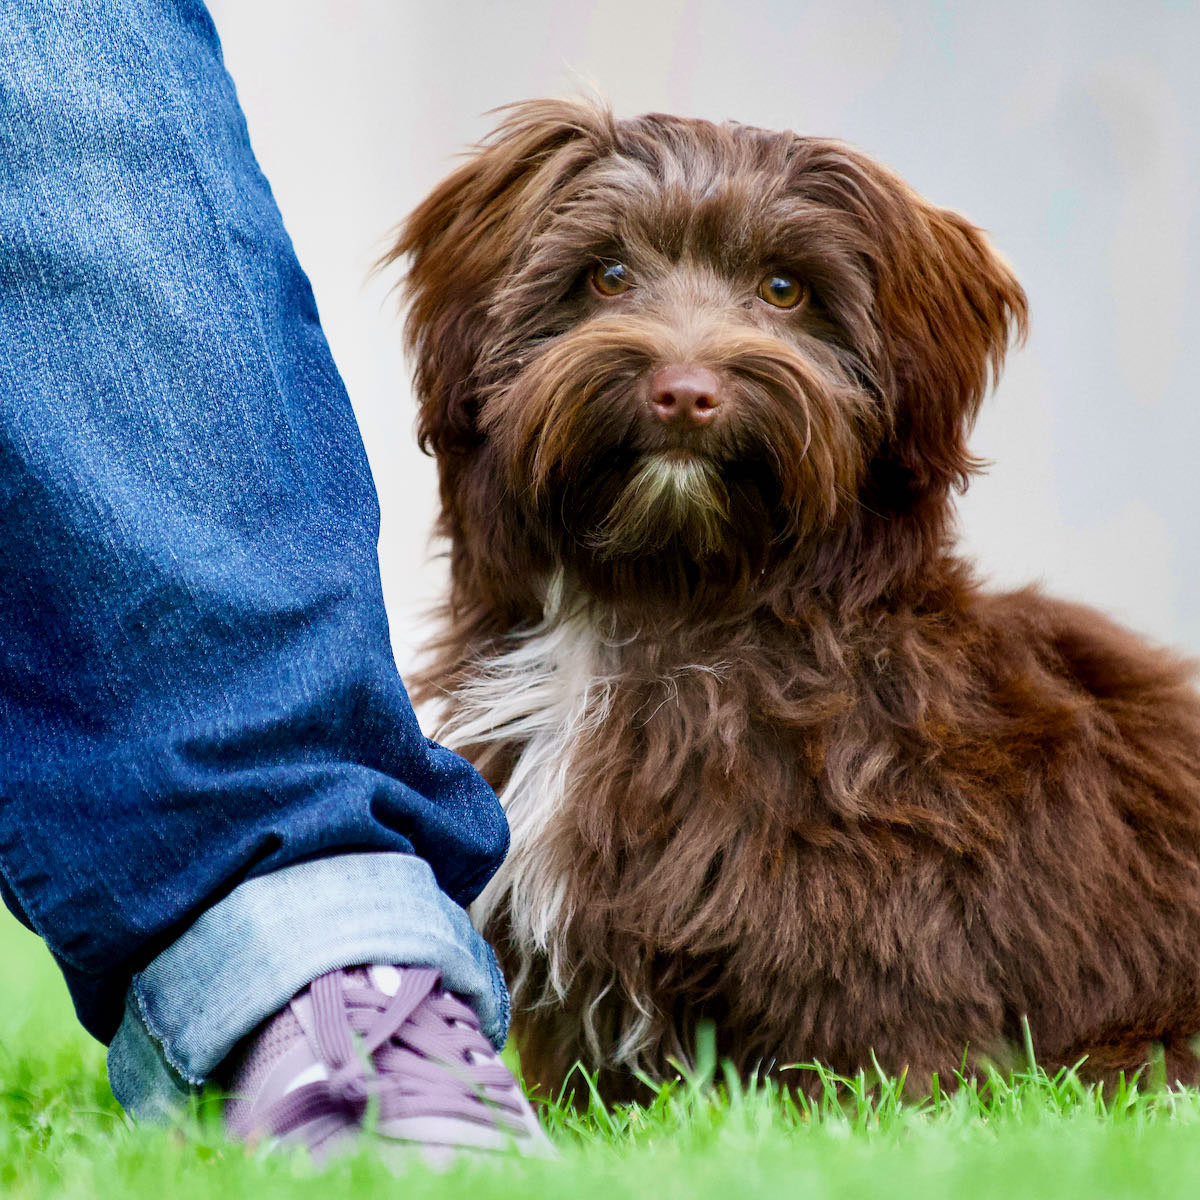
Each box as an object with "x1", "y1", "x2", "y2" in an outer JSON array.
[{"x1": 206, "y1": 0, "x2": 1200, "y2": 673}]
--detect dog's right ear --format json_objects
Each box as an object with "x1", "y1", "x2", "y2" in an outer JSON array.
[{"x1": 383, "y1": 98, "x2": 613, "y2": 457}]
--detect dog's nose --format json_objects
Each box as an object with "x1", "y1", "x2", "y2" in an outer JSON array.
[{"x1": 647, "y1": 365, "x2": 722, "y2": 426}]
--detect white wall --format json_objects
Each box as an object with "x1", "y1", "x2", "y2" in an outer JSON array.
[{"x1": 206, "y1": 0, "x2": 1200, "y2": 672}]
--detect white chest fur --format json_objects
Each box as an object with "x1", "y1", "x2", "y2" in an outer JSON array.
[{"x1": 437, "y1": 601, "x2": 615, "y2": 995}]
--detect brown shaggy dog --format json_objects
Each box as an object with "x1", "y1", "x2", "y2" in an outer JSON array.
[{"x1": 385, "y1": 98, "x2": 1200, "y2": 1102}]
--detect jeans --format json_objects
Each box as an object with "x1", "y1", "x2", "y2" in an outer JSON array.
[{"x1": 0, "y1": 0, "x2": 509, "y2": 1116}]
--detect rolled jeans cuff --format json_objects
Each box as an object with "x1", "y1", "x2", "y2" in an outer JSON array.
[{"x1": 106, "y1": 852, "x2": 508, "y2": 1120}]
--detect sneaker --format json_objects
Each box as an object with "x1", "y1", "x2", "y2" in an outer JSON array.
[{"x1": 222, "y1": 964, "x2": 553, "y2": 1164}]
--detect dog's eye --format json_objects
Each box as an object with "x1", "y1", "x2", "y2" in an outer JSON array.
[
  {"x1": 757, "y1": 272, "x2": 805, "y2": 309},
  {"x1": 590, "y1": 262, "x2": 632, "y2": 297}
]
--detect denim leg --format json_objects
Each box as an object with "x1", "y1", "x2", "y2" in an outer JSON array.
[{"x1": 0, "y1": 0, "x2": 508, "y2": 1069}]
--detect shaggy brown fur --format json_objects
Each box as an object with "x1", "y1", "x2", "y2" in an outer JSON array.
[{"x1": 384, "y1": 98, "x2": 1200, "y2": 1101}]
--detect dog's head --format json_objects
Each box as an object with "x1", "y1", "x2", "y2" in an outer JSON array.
[{"x1": 389, "y1": 98, "x2": 1026, "y2": 616}]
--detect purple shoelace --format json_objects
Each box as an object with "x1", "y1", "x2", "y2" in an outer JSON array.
[{"x1": 225, "y1": 965, "x2": 550, "y2": 1160}]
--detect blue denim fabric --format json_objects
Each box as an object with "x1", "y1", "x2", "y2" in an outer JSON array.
[{"x1": 0, "y1": 0, "x2": 509, "y2": 1106}]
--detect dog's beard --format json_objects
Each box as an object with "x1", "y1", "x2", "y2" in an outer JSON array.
[
  {"x1": 590, "y1": 453, "x2": 729, "y2": 560},
  {"x1": 550, "y1": 448, "x2": 778, "y2": 612}
]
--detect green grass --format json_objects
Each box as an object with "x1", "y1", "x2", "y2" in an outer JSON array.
[{"x1": 3, "y1": 908, "x2": 1198, "y2": 1200}]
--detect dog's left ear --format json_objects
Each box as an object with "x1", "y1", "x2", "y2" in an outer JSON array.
[
  {"x1": 878, "y1": 191, "x2": 1029, "y2": 497},
  {"x1": 383, "y1": 98, "x2": 614, "y2": 459},
  {"x1": 803, "y1": 146, "x2": 1029, "y2": 499}
]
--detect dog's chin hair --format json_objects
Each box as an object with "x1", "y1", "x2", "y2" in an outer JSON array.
[{"x1": 589, "y1": 453, "x2": 729, "y2": 561}]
